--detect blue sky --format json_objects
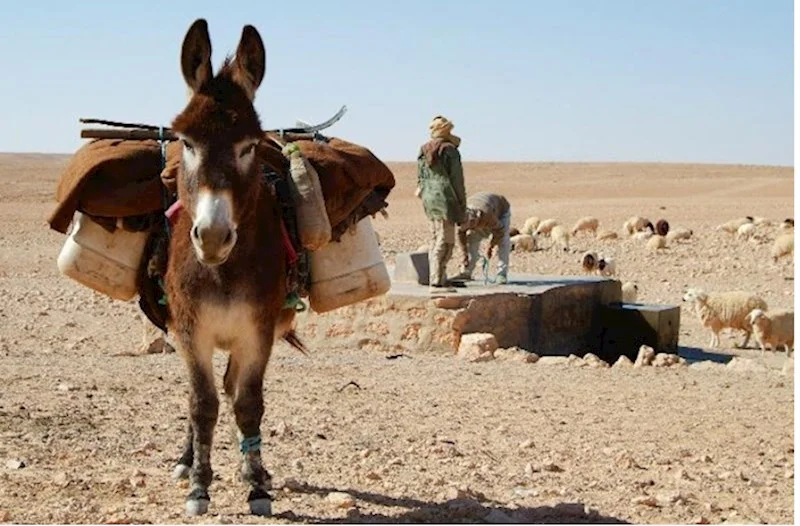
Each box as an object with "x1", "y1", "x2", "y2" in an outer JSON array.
[{"x1": 0, "y1": 0, "x2": 793, "y2": 165}]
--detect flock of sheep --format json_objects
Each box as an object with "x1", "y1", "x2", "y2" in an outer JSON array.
[{"x1": 507, "y1": 214, "x2": 795, "y2": 355}]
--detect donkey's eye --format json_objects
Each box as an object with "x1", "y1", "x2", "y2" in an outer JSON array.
[
  {"x1": 239, "y1": 143, "x2": 256, "y2": 158},
  {"x1": 182, "y1": 139, "x2": 195, "y2": 152}
]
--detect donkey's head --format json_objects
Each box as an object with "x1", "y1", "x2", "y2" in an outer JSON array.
[{"x1": 171, "y1": 19, "x2": 266, "y2": 266}]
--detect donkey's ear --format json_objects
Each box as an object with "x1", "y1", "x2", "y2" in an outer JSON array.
[
  {"x1": 231, "y1": 25, "x2": 266, "y2": 101},
  {"x1": 180, "y1": 18, "x2": 213, "y2": 94}
]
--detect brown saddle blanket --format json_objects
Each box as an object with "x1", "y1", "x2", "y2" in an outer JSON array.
[{"x1": 47, "y1": 133, "x2": 396, "y2": 240}]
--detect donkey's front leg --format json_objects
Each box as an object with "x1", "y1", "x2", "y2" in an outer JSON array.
[
  {"x1": 183, "y1": 352, "x2": 220, "y2": 516},
  {"x1": 172, "y1": 422, "x2": 194, "y2": 481},
  {"x1": 228, "y1": 343, "x2": 272, "y2": 516}
]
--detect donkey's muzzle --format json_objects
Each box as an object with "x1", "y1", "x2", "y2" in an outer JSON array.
[{"x1": 191, "y1": 222, "x2": 237, "y2": 265}]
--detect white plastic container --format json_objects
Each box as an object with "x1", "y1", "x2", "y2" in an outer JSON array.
[
  {"x1": 309, "y1": 216, "x2": 391, "y2": 313},
  {"x1": 56, "y1": 212, "x2": 149, "y2": 301}
]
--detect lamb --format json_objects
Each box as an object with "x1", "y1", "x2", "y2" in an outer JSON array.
[
  {"x1": 623, "y1": 216, "x2": 651, "y2": 236},
  {"x1": 632, "y1": 229, "x2": 654, "y2": 242},
  {"x1": 665, "y1": 227, "x2": 693, "y2": 243},
  {"x1": 508, "y1": 227, "x2": 521, "y2": 237},
  {"x1": 779, "y1": 218, "x2": 794, "y2": 230},
  {"x1": 752, "y1": 216, "x2": 770, "y2": 226},
  {"x1": 716, "y1": 216, "x2": 753, "y2": 234},
  {"x1": 655, "y1": 219, "x2": 670, "y2": 236},
  {"x1": 736, "y1": 222, "x2": 756, "y2": 240},
  {"x1": 682, "y1": 287, "x2": 768, "y2": 348},
  {"x1": 772, "y1": 233, "x2": 794, "y2": 263},
  {"x1": 597, "y1": 256, "x2": 616, "y2": 277},
  {"x1": 521, "y1": 217, "x2": 541, "y2": 235},
  {"x1": 646, "y1": 235, "x2": 667, "y2": 251},
  {"x1": 510, "y1": 233, "x2": 536, "y2": 252},
  {"x1": 596, "y1": 229, "x2": 619, "y2": 241},
  {"x1": 746, "y1": 308, "x2": 794, "y2": 355},
  {"x1": 571, "y1": 216, "x2": 599, "y2": 236},
  {"x1": 549, "y1": 224, "x2": 570, "y2": 251},
  {"x1": 621, "y1": 282, "x2": 638, "y2": 303},
  {"x1": 535, "y1": 218, "x2": 559, "y2": 236},
  {"x1": 580, "y1": 251, "x2": 599, "y2": 273}
]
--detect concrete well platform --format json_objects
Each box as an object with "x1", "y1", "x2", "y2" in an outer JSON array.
[{"x1": 293, "y1": 271, "x2": 667, "y2": 358}]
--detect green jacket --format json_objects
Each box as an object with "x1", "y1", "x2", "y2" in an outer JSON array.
[{"x1": 417, "y1": 140, "x2": 467, "y2": 224}]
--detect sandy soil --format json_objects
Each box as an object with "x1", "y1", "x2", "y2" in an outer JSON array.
[{"x1": 0, "y1": 154, "x2": 794, "y2": 524}]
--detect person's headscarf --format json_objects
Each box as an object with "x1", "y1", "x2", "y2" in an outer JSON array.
[{"x1": 421, "y1": 115, "x2": 462, "y2": 166}]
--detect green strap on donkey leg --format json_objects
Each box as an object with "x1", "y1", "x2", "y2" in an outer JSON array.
[{"x1": 240, "y1": 435, "x2": 262, "y2": 454}]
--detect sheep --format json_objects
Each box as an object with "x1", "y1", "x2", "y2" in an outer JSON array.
[
  {"x1": 779, "y1": 218, "x2": 794, "y2": 230},
  {"x1": 549, "y1": 225, "x2": 570, "y2": 251},
  {"x1": 508, "y1": 227, "x2": 521, "y2": 237},
  {"x1": 535, "y1": 218, "x2": 559, "y2": 236},
  {"x1": 597, "y1": 256, "x2": 616, "y2": 277},
  {"x1": 571, "y1": 216, "x2": 599, "y2": 236},
  {"x1": 716, "y1": 216, "x2": 753, "y2": 234},
  {"x1": 736, "y1": 222, "x2": 756, "y2": 240},
  {"x1": 623, "y1": 216, "x2": 650, "y2": 236},
  {"x1": 646, "y1": 235, "x2": 667, "y2": 251},
  {"x1": 772, "y1": 233, "x2": 794, "y2": 263},
  {"x1": 655, "y1": 219, "x2": 670, "y2": 236},
  {"x1": 596, "y1": 229, "x2": 619, "y2": 241},
  {"x1": 682, "y1": 287, "x2": 768, "y2": 348},
  {"x1": 665, "y1": 227, "x2": 693, "y2": 243},
  {"x1": 746, "y1": 308, "x2": 794, "y2": 355},
  {"x1": 510, "y1": 233, "x2": 536, "y2": 252},
  {"x1": 521, "y1": 216, "x2": 541, "y2": 235},
  {"x1": 752, "y1": 216, "x2": 770, "y2": 226},
  {"x1": 580, "y1": 251, "x2": 599, "y2": 273},
  {"x1": 621, "y1": 281, "x2": 638, "y2": 303},
  {"x1": 632, "y1": 230, "x2": 654, "y2": 242}
]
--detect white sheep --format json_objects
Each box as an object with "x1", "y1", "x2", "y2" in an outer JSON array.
[
  {"x1": 549, "y1": 225, "x2": 570, "y2": 251},
  {"x1": 682, "y1": 288, "x2": 768, "y2": 348},
  {"x1": 631, "y1": 230, "x2": 654, "y2": 242},
  {"x1": 736, "y1": 222, "x2": 756, "y2": 240},
  {"x1": 746, "y1": 308, "x2": 794, "y2": 355},
  {"x1": 772, "y1": 233, "x2": 794, "y2": 263},
  {"x1": 716, "y1": 216, "x2": 753, "y2": 234},
  {"x1": 646, "y1": 235, "x2": 667, "y2": 251},
  {"x1": 665, "y1": 227, "x2": 693, "y2": 243},
  {"x1": 580, "y1": 251, "x2": 598, "y2": 273},
  {"x1": 597, "y1": 256, "x2": 616, "y2": 277},
  {"x1": 779, "y1": 218, "x2": 794, "y2": 230},
  {"x1": 752, "y1": 216, "x2": 770, "y2": 226},
  {"x1": 623, "y1": 216, "x2": 651, "y2": 236},
  {"x1": 535, "y1": 218, "x2": 559, "y2": 236},
  {"x1": 621, "y1": 281, "x2": 638, "y2": 303},
  {"x1": 596, "y1": 229, "x2": 618, "y2": 241},
  {"x1": 521, "y1": 216, "x2": 541, "y2": 235},
  {"x1": 510, "y1": 233, "x2": 536, "y2": 252},
  {"x1": 571, "y1": 216, "x2": 599, "y2": 236}
]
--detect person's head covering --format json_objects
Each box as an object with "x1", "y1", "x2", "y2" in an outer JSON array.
[{"x1": 429, "y1": 115, "x2": 461, "y2": 147}]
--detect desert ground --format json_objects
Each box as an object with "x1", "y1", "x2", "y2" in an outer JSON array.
[{"x1": 0, "y1": 153, "x2": 794, "y2": 524}]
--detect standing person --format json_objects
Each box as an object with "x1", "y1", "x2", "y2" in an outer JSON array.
[
  {"x1": 416, "y1": 115, "x2": 467, "y2": 291},
  {"x1": 455, "y1": 192, "x2": 512, "y2": 284}
]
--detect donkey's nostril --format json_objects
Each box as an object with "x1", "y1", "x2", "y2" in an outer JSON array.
[
  {"x1": 224, "y1": 229, "x2": 234, "y2": 245},
  {"x1": 191, "y1": 225, "x2": 200, "y2": 241}
]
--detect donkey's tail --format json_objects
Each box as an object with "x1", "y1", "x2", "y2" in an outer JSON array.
[{"x1": 283, "y1": 330, "x2": 310, "y2": 356}]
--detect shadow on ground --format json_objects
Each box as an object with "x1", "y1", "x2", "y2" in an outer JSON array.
[
  {"x1": 678, "y1": 346, "x2": 733, "y2": 364},
  {"x1": 269, "y1": 483, "x2": 630, "y2": 524}
]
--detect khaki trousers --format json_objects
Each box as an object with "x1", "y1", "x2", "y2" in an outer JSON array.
[{"x1": 429, "y1": 219, "x2": 455, "y2": 286}]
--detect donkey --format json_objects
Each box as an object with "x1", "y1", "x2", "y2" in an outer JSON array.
[{"x1": 164, "y1": 18, "x2": 304, "y2": 517}]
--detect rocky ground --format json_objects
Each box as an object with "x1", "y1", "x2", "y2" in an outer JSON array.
[{"x1": 0, "y1": 155, "x2": 794, "y2": 524}]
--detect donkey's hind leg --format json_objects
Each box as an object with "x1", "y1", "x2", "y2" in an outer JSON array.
[
  {"x1": 172, "y1": 422, "x2": 194, "y2": 480},
  {"x1": 228, "y1": 337, "x2": 273, "y2": 516}
]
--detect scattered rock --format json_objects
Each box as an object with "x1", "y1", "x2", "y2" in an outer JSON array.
[
  {"x1": 0, "y1": 510, "x2": 10, "y2": 522},
  {"x1": 518, "y1": 439, "x2": 534, "y2": 450},
  {"x1": 57, "y1": 383, "x2": 78, "y2": 392},
  {"x1": 325, "y1": 491, "x2": 356, "y2": 509},
  {"x1": 613, "y1": 355, "x2": 634, "y2": 368},
  {"x1": 541, "y1": 462, "x2": 563, "y2": 473},
  {"x1": 365, "y1": 471, "x2": 381, "y2": 480},
  {"x1": 784, "y1": 470, "x2": 794, "y2": 479},
  {"x1": 53, "y1": 471, "x2": 70, "y2": 487},
  {"x1": 458, "y1": 333, "x2": 499, "y2": 362},
  {"x1": 634, "y1": 345, "x2": 655, "y2": 367},
  {"x1": 781, "y1": 356, "x2": 793, "y2": 376},
  {"x1": 632, "y1": 495, "x2": 659, "y2": 507},
  {"x1": 5, "y1": 459, "x2": 25, "y2": 470},
  {"x1": 271, "y1": 420, "x2": 291, "y2": 438},
  {"x1": 653, "y1": 353, "x2": 681, "y2": 367},
  {"x1": 494, "y1": 347, "x2": 539, "y2": 363},
  {"x1": 387, "y1": 457, "x2": 403, "y2": 466},
  {"x1": 693, "y1": 516, "x2": 711, "y2": 524},
  {"x1": 727, "y1": 357, "x2": 768, "y2": 374},
  {"x1": 615, "y1": 452, "x2": 643, "y2": 470},
  {"x1": 537, "y1": 356, "x2": 569, "y2": 366},
  {"x1": 689, "y1": 361, "x2": 725, "y2": 371}
]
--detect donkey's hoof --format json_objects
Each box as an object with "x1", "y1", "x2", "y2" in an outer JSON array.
[
  {"x1": 186, "y1": 498, "x2": 209, "y2": 516},
  {"x1": 172, "y1": 463, "x2": 191, "y2": 481},
  {"x1": 186, "y1": 488, "x2": 210, "y2": 516},
  {"x1": 248, "y1": 487, "x2": 272, "y2": 516},
  {"x1": 248, "y1": 498, "x2": 272, "y2": 516}
]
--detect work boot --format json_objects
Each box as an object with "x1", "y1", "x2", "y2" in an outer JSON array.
[{"x1": 496, "y1": 274, "x2": 508, "y2": 285}]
